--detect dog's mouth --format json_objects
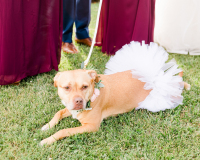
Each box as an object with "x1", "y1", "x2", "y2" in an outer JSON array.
[
  {"x1": 62, "y1": 98, "x2": 86, "y2": 111},
  {"x1": 73, "y1": 106, "x2": 83, "y2": 110}
]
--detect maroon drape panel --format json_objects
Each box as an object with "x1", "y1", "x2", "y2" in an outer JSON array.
[
  {"x1": 95, "y1": 0, "x2": 156, "y2": 55},
  {"x1": 0, "y1": 0, "x2": 63, "y2": 85}
]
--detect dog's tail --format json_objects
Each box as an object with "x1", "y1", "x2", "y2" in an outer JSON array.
[{"x1": 179, "y1": 71, "x2": 191, "y2": 90}]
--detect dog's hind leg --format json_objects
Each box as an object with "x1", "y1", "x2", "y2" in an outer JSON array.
[
  {"x1": 41, "y1": 108, "x2": 71, "y2": 131},
  {"x1": 183, "y1": 82, "x2": 191, "y2": 90},
  {"x1": 40, "y1": 123, "x2": 99, "y2": 145},
  {"x1": 179, "y1": 71, "x2": 191, "y2": 90}
]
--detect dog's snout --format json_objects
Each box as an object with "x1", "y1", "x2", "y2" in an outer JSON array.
[
  {"x1": 75, "y1": 97, "x2": 83, "y2": 105},
  {"x1": 73, "y1": 97, "x2": 84, "y2": 110}
]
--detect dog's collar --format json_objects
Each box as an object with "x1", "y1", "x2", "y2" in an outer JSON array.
[{"x1": 86, "y1": 80, "x2": 104, "y2": 109}]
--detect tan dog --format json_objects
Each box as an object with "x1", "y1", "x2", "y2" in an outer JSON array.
[{"x1": 40, "y1": 69, "x2": 190, "y2": 145}]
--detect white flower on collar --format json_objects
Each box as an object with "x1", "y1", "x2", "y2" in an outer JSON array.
[{"x1": 91, "y1": 88, "x2": 100, "y2": 102}]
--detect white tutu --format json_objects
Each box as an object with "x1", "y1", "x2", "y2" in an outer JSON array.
[{"x1": 104, "y1": 41, "x2": 184, "y2": 112}]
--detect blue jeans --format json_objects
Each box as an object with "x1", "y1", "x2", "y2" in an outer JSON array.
[{"x1": 62, "y1": 0, "x2": 91, "y2": 43}]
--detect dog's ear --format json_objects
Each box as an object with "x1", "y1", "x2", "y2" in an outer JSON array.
[
  {"x1": 86, "y1": 70, "x2": 99, "y2": 83},
  {"x1": 54, "y1": 72, "x2": 61, "y2": 87}
]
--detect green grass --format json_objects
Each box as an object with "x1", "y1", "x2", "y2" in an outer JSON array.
[{"x1": 0, "y1": 2, "x2": 200, "y2": 159}]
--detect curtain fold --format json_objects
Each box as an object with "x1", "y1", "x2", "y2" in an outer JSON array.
[
  {"x1": 0, "y1": 0, "x2": 63, "y2": 85},
  {"x1": 95, "y1": 0, "x2": 156, "y2": 55}
]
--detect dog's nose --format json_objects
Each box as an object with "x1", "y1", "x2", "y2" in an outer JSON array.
[
  {"x1": 73, "y1": 97, "x2": 84, "y2": 110},
  {"x1": 74, "y1": 97, "x2": 83, "y2": 105}
]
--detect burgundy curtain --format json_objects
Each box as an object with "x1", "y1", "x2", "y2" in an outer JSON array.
[
  {"x1": 95, "y1": 0, "x2": 156, "y2": 55},
  {"x1": 0, "y1": 0, "x2": 63, "y2": 85}
]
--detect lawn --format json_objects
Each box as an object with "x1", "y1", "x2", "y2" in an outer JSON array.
[{"x1": 0, "y1": 2, "x2": 200, "y2": 159}]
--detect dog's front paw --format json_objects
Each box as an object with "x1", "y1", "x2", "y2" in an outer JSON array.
[
  {"x1": 40, "y1": 136, "x2": 56, "y2": 146},
  {"x1": 41, "y1": 123, "x2": 50, "y2": 131}
]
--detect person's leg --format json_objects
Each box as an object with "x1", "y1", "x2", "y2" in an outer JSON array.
[
  {"x1": 62, "y1": 0, "x2": 75, "y2": 43},
  {"x1": 62, "y1": 0, "x2": 78, "y2": 53},
  {"x1": 75, "y1": 0, "x2": 92, "y2": 46}
]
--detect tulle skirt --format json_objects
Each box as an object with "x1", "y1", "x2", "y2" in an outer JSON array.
[{"x1": 105, "y1": 41, "x2": 184, "y2": 112}]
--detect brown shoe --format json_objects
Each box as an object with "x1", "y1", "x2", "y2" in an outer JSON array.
[
  {"x1": 62, "y1": 42, "x2": 78, "y2": 54},
  {"x1": 75, "y1": 37, "x2": 92, "y2": 47}
]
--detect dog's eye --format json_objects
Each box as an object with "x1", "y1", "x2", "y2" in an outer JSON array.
[
  {"x1": 82, "y1": 86, "x2": 88, "y2": 89},
  {"x1": 65, "y1": 86, "x2": 70, "y2": 90}
]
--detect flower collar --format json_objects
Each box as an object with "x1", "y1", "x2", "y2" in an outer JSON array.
[{"x1": 86, "y1": 80, "x2": 104, "y2": 109}]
